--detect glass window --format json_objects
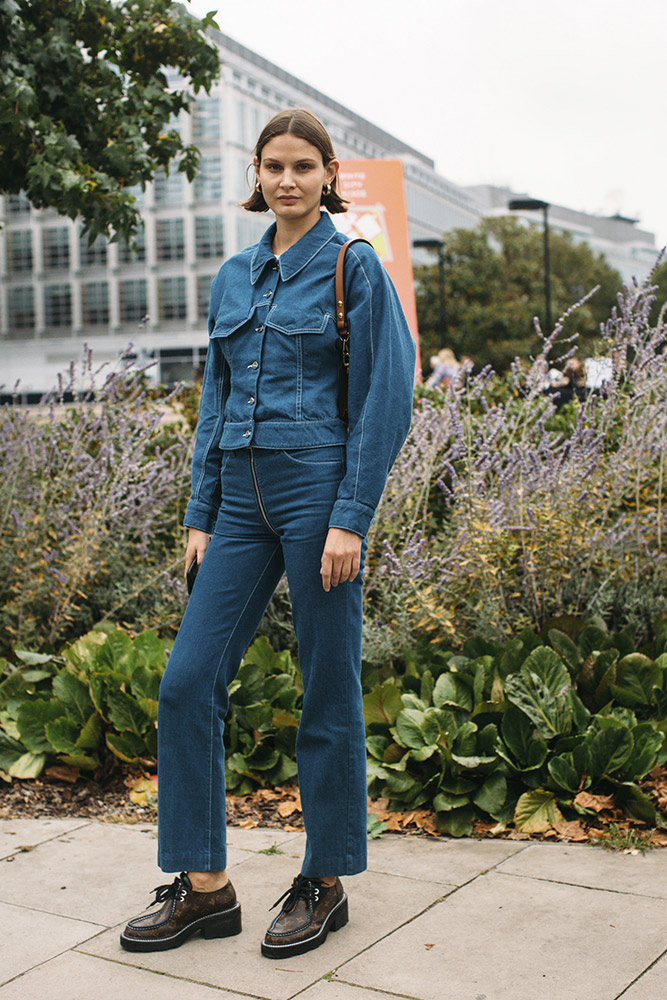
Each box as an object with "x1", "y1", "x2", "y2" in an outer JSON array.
[
  {"x1": 44, "y1": 284, "x2": 72, "y2": 327},
  {"x1": 118, "y1": 226, "x2": 146, "y2": 263},
  {"x1": 79, "y1": 230, "x2": 108, "y2": 267},
  {"x1": 197, "y1": 275, "x2": 214, "y2": 320},
  {"x1": 7, "y1": 229, "x2": 33, "y2": 272},
  {"x1": 195, "y1": 217, "x2": 223, "y2": 259},
  {"x1": 156, "y1": 218, "x2": 185, "y2": 261},
  {"x1": 158, "y1": 277, "x2": 187, "y2": 321},
  {"x1": 154, "y1": 168, "x2": 184, "y2": 204},
  {"x1": 82, "y1": 282, "x2": 109, "y2": 325},
  {"x1": 43, "y1": 227, "x2": 70, "y2": 269},
  {"x1": 194, "y1": 156, "x2": 222, "y2": 202},
  {"x1": 192, "y1": 97, "x2": 221, "y2": 144},
  {"x1": 7, "y1": 285, "x2": 35, "y2": 332},
  {"x1": 119, "y1": 279, "x2": 148, "y2": 324},
  {"x1": 6, "y1": 192, "x2": 31, "y2": 215}
]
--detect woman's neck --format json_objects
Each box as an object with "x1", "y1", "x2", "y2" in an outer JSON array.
[{"x1": 272, "y1": 212, "x2": 322, "y2": 256}]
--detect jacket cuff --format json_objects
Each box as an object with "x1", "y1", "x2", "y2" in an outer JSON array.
[
  {"x1": 183, "y1": 499, "x2": 217, "y2": 535},
  {"x1": 328, "y1": 499, "x2": 374, "y2": 539}
]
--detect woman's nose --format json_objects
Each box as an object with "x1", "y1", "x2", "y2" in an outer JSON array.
[{"x1": 280, "y1": 171, "x2": 296, "y2": 189}]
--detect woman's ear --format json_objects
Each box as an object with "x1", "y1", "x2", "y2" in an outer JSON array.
[{"x1": 327, "y1": 158, "x2": 340, "y2": 186}]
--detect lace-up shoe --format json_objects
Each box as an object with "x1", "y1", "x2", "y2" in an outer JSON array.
[
  {"x1": 120, "y1": 872, "x2": 241, "y2": 952},
  {"x1": 261, "y1": 874, "x2": 348, "y2": 958}
]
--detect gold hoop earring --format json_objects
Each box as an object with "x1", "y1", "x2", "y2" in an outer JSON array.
[
  {"x1": 323, "y1": 182, "x2": 332, "y2": 197},
  {"x1": 255, "y1": 179, "x2": 261, "y2": 193}
]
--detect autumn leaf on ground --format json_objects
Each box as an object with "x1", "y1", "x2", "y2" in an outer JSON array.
[{"x1": 574, "y1": 791, "x2": 616, "y2": 813}]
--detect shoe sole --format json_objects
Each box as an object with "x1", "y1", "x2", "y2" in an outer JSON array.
[
  {"x1": 120, "y1": 901, "x2": 242, "y2": 952},
  {"x1": 261, "y1": 894, "x2": 348, "y2": 959}
]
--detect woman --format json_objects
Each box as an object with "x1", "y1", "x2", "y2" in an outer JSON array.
[{"x1": 121, "y1": 108, "x2": 416, "y2": 959}]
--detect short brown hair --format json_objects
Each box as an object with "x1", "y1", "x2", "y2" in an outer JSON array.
[{"x1": 241, "y1": 107, "x2": 348, "y2": 214}]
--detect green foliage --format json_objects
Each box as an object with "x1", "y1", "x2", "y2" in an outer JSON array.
[
  {"x1": 0, "y1": 0, "x2": 220, "y2": 241},
  {"x1": 365, "y1": 617, "x2": 667, "y2": 835},
  {"x1": 414, "y1": 217, "x2": 623, "y2": 370}
]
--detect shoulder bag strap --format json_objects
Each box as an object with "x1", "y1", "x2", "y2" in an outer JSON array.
[{"x1": 335, "y1": 237, "x2": 373, "y2": 422}]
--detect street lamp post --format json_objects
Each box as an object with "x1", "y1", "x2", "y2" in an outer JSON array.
[
  {"x1": 508, "y1": 198, "x2": 552, "y2": 333},
  {"x1": 413, "y1": 238, "x2": 446, "y2": 348}
]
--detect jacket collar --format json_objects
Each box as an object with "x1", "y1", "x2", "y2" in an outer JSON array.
[{"x1": 250, "y1": 212, "x2": 340, "y2": 284}]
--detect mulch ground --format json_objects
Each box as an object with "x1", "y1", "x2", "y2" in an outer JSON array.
[{"x1": 3, "y1": 764, "x2": 667, "y2": 849}]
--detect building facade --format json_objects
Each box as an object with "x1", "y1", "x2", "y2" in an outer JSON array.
[{"x1": 0, "y1": 28, "x2": 480, "y2": 397}]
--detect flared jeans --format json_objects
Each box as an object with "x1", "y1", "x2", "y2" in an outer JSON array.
[{"x1": 157, "y1": 446, "x2": 368, "y2": 877}]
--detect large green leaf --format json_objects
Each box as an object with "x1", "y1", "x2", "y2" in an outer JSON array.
[
  {"x1": 63, "y1": 631, "x2": 108, "y2": 672},
  {"x1": 16, "y1": 699, "x2": 67, "y2": 753},
  {"x1": 588, "y1": 724, "x2": 633, "y2": 779},
  {"x1": 132, "y1": 631, "x2": 167, "y2": 670},
  {"x1": 624, "y1": 723, "x2": 663, "y2": 778},
  {"x1": 609, "y1": 655, "x2": 663, "y2": 709},
  {"x1": 45, "y1": 716, "x2": 81, "y2": 754},
  {"x1": 514, "y1": 789, "x2": 563, "y2": 833},
  {"x1": 106, "y1": 689, "x2": 151, "y2": 736},
  {"x1": 436, "y1": 804, "x2": 475, "y2": 837},
  {"x1": 0, "y1": 730, "x2": 27, "y2": 772},
  {"x1": 14, "y1": 650, "x2": 58, "y2": 666},
  {"x1": 433, "y1": 673, "x2": 473, "y2": 712},
  {"x1": 106, "y1": 731, "x2": 151, "y2": 764},
  {"x1": 233, "y1": 664, "x2": 265, "y2": 706},
  {"x1": 97, "y1": 631, "x2": 135, "y2": 674},
  {"x1": 76, "y1": 712, "x2": 103, "y2": 751},
  {"x1": 472, "y1": 773, "x2": 507, "y2": 816},
  {"x1": 363, "y1": 682, "x2": 403, "y2": 727},
  {"x1": 548, "y1": 629, "x2": 583, "y2": 677},
  {"x1": 497, "y1": 705, "x2": 548, "y2": 771},
  {"x1": 366, "y1": 735, "x2": 390, "y2": 761},
  {"x1": 130, "y1": 666, "x2": 161, "y2": 703},
  {"x1": 9, "y1": 751, "x2": 47, "y2": 778},
  {"x1": 612, "y1": 781, "x2": 657, "y2": 824},
  {"x1": 505, "y1": 647, "x2": 573, "y2": 739},
  {"x1": 52, "y1": 672, "x2": 94, "y2": 724}
]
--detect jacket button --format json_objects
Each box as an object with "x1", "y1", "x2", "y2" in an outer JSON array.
[
  {"x1": 263, "y1": 290, "x2": 273, "y2": 298},
  {"x1": 255, "y1": 325, "x2": 264, "y2": 332},
  {"x1": 248, "y1": 361, "x2": 258, "y2": 369},
  {"x1": 243, "y1": 430, "x2": 251, "y2": 438},
  {"x1": 248, "y1": 396, "x2": 255, "y2": 404}
]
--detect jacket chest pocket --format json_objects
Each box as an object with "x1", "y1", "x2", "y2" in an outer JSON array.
[{"x1": 265, "y1": 308, "x2": 332, "y2": 336}]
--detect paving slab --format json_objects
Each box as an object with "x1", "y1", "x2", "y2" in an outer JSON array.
[
  {"x1": 497, "y1": 842, "x2": 667, "y2": 898},
  {"x1": 0, "y1": 822, "x2": 246, "y2": 926},
  {"x1": 82, "y1": 852, "x2": 450, "y2": 1000},
  {"x1": 0, "y1": 951, "x2": 241, "y2": 999},
  {"x1": 619, "y1": 951, "x2": 667, "y2": 1000},
  {"x1": 366, "y1": 834, "x2": 528, "y2": 885},
  {"x1": 296, "y1": 982, "x2": 408, "y2": 1000},
  {"x1": 0, "y1": 817, "x2": 90, "y2": 859},
  {"x1": 224, "y1": 827, "x2": 305, "y2": 856},
  {"x1": 0, "y1": 900, "x2": 102, "y2": 987},
  {"x1": 337, "y1": 870, "x2": 667, "y2": 1000}
]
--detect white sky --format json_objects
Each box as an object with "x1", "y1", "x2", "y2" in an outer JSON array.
[{"x1": 187, "y1": 0, "x2": 667, "y2": 250}]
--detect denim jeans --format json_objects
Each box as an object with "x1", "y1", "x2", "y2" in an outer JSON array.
[{"x1": 157, "y1": 446, "x2": 368, "y2": 877}]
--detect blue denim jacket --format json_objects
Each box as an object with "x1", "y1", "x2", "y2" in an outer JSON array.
[{"x1": 184, "y1": 212, "x2": 416, "y2": 538}]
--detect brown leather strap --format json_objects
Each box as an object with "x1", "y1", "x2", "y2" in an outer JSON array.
[{"x1": 335, "y1": 238, "x2": 372, "y2": 421}]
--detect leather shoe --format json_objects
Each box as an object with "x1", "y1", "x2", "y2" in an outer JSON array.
[
  {"x1": 120, "y1": 872, "x2": 242, "y2": 952},
  {"x1": 261, "y1": 874, "x2": 348, "y2": 959}
]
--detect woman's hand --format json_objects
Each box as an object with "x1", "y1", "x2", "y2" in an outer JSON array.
[
  {"x1": 320, "y1": 527, "x2": 362, "y2": 592},
  {"x1": 184, "y1": 528, "x2": 211, "y2": 579}
]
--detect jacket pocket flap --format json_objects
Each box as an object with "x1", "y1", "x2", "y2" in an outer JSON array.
[
  {"x1": 266, "y1": 309, "x2": 331, "y2": 336},
  {"x1": 211, "y1": 310, "x2": 252, "y2": 338}
]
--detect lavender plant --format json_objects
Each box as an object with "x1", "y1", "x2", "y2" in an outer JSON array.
[
  {"x1": 0, "y1": 349, "x2": 193, "y2": 654},
  {"x1": 364, "y1": 268, "x2": 667, "y2": 658}
]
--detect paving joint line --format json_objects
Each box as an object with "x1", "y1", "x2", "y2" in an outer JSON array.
[
  {"x1": 494, "y1": 867, "x2": 667, "y2": 901},
  {"x1": 319, "y1": 978, "x2": 422, "y2": 1000},
  {"x1": 0, "y1": 818, "x2": 94, "y2": 862},
  {"x1": 612, "y1": 943, "x2": 667, "y2": 999}
]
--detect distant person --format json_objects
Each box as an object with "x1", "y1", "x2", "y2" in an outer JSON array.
[
  {"x1": 425, "y1": 347, "x2": 460, "y2": 388},
  {"x1": 119, "y1": 108, "x2": 416, "y2": 959}
]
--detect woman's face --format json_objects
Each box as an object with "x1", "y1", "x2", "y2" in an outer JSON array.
[{"x1": 255, "y1": 134, "x2": 337, "y2": 228}]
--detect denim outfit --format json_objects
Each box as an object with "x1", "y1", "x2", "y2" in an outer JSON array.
[{"x1": 157, "y1": 212, "x2": 416, "y2": 876}]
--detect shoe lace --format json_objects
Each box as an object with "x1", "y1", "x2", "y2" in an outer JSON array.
[
  {"x1": 149, "y1": 873, "x2": 188, "y2": 906},
  {"x1": 270, "y1": 874, "x2": 324, "y2": 913}
]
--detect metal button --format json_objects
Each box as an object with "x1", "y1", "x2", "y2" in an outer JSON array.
[
  {"x1": 248, "y1": 396, "x2": 255, "y2": 404},
  {"x1": 248, "y1": 361, "x2": 258, "y2": 369},
  {"x1": 243, "y1": 430, "x2": 251, "y2": 438},
  {"x1": 263, "y1": 290, "x2": 273, "y2": 298},
  {"x1": 255, "y1": 325, "x2": 264, "y2": 332}
]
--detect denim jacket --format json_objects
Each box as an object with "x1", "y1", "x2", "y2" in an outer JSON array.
[{"x1": 184, "y1": 212, "x2": 416, "y2": 538}]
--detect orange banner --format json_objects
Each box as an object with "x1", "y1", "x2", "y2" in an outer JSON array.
[{"x1": 335, "y1": 160, "x2": 421, "y2": 371}]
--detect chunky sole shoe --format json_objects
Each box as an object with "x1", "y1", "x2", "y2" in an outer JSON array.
[
  {"x1": 261, "y1": 893, "x2": 348, "y2": 959},
  {"x1": 121, "y1": 900, "x2": 242, "y2": 952}
]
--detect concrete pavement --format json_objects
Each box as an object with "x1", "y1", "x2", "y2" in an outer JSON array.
[{"x1": 2, "y1": 817, "x2": 667, "y2": 999}]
